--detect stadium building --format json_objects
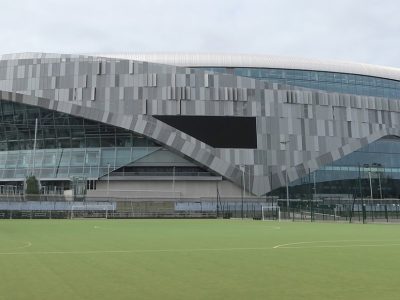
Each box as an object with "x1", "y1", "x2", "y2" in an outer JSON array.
[{"x1": 1, "y1": 52, "x2": 400, "y2": 201}]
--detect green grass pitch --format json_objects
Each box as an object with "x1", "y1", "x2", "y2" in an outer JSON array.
[{"x1": 0, "y1": 219, "x2": 399, "y2": 300}]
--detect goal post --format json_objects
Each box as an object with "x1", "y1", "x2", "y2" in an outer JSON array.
[
  {"x1": 261, "y1": 205, "x2": 280, "y2": 221},
  {"x1": 70, "y1": 203, "x2": 115, "y2": 219},
  {"x1": 300, "y1": 211, "x2": 342, "y2": 222}
]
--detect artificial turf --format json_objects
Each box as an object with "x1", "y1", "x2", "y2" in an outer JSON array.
[{"x1": 0, "y1": 219, "x2": 399, "y2": 300}]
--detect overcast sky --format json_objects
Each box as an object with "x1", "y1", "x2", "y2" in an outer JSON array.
[{"x1": 1, "y1": 0, "x2": 399, "y2": 67}]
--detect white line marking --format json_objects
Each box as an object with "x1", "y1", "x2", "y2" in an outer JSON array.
[
  {"x1": 1, "y1": 240, "x2": 399, "y2": 256},
  {"x1": 0, "y1": 247, "x2": 275, "y2": 256},
  {"x1": 278, "y1": 243, "x2": 400, "y2": 249},
  {"x1": 273, "y1": 240, "x2": 400, "y2": 249},
  {"x1": 17, "y1": 242, "x2": 32, "y2": 249},
  {"x1": 0, "y1": 241, "x2": 32, "y2": 251}
]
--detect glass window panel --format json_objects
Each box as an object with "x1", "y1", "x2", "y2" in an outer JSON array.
[
  {"x1": 0, "y1": 153, "x2": 7, "y2": 168},
  {"x1": 70, "y1": 151, "x2": 85, "y2": 166},
  {"x1": 116, "y1": 135, "x2": 131, "y2": 147},
  {"x1": 15, "y1": 168, "x2": 28, "y2": 178},
  {"x1": 101, "y1": 148, "x2": 115, "y2": 166},
  {"x1": 2, "y1": 102, "x2": 14, "y2": 115},
  {"x1": 6, "y1": 153, "x2": 19, "y2": 167},
  {"x1": 3, "y1": 169, "x2": 15, "y2": 178},
  {"x1": 86, "y1": 137, "x2": 100, "y2": 148},
  {"x1": 56, "y1": 167, "x2": 69, "y2": 177},
  {"x1": 69, "y1": 167, "x2": 83, "y2": 175},
  {"x1": 101, "y1": 136, "x2": 115, "y2": 147},
  {"x1": 71, "y1": 139, "x2": 84, "y2": 148},
  {"x1": 40, "y1": 168, "x2": 54, "y2": 178},
  {"x1": 99, "y1": 167, "x2": 110, "y2": 175},
  {"x1": 42, "y1": 128, "x2": 56, "y2": 139},
  {"x1": 68, "y1": 117, "x2": 83, "y2": 126},
  {"x1": 57, "y1": 128, "x2": 70, "y2": 138},
  {"x1": 7, "y1": 141, "x2": 19, "y2": 151},
  {"x1": 116, "y1": 148, "x2": 131, "y2": 165},
  {"x1": 44, "y1": 139, "x2": 56, "y2": 149},
  {"x1": 42, "y1": 151, "x2": 57, "y2": 167},
  {"x1": 86, "y1": 165, "x2": 99, "y2": 178},
  {"x1": 71, "y1": 127, "x2": 84, "y2": 138},
  {"x1": 17, "y1": 152, "x2": 31, "y2": 168},
  {"x1": 57, "y1": 139, "x2": 71, "y2": 148},
  {"x1": 59, "y1": 150, "x2": 71, "y2": 167},
  {"x1": 33, "y1": 151, "x2": 44, "y2": 168},
  {"x1": 86, "y1": 151, "x2": 100, "y2": 166},
  {"x1": 133, "y1": 137, "x2": 148, "y2": 147}
]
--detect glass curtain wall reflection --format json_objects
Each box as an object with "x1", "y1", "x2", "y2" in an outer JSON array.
[
  {"x1": 197, "y1": 67, "x2": 400, "y2": 99},
  {"x1": 271, "y1": 136, "x2": 400, "y2": 199},
  {"x1": 0, "y1": 100, "x2": 161, "y2": 181}
]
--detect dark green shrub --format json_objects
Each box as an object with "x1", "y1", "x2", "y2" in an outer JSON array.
[{"x1": 25, "y1": 175, "x2": 39, "y2": 195}]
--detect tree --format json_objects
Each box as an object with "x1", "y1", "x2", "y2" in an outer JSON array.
[{"x1": 25, "y1": 175, "x2": 39, "y2": 195}]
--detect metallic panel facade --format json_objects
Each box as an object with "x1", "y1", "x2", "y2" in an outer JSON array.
[{"x1": 0, "y1": 52, "x2": 399, "y2": 196}]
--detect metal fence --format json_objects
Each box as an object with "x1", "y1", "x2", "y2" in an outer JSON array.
[{"x1": 1, "y1": 195, "x2": 400, "y2": 223}]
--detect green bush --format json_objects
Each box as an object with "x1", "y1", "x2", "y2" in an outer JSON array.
[{"x1": 25, "y1": 175, "x2": 39, "y2": 195}]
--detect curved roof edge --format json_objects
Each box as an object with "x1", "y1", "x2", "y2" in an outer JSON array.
[
  {"x1": 1, "y1": 52, "x2": 400, "y2": 82},
  {"x1": 95, "y1": 52, "x2": 400, "y2": 81}
]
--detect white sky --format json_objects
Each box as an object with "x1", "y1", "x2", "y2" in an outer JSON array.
[{"x1": 1, "y1": 0, "x2": 399, "y2": 67}]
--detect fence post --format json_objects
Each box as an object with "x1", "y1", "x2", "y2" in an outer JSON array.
[
  {"x1": 372, "y1": 204, "x2": 375, "y2": 222},
  {"x1": 292, "y1": 205, "x2": 295, "y2": 222},
  {"x1": 385, "y1": 205, "x2": 388, "y2": 222},
  {"x1": 362, "y1": 205, "x2": 367, "y2": 224}
]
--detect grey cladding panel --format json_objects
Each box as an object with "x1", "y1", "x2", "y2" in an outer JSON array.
[{"x1": 0, "y1": 53, "x2": 399, "y2": 196}]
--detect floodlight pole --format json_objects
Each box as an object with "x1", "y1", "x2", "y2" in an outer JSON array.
[
  {"x1": 280, "y1": 140, "x2": 290, "y2": 217},
  {"x1": 358, "y1": 164, "x2": 365, "y2": 224},
  {"x1": 368, "y1": 169, "x2": 373, "y2": 203},
  {"x1": 240, "y1": 165, "x2": 245, "y2": 219},
  {"x1": 32, "y1": 118, "x2": 38, "y2": 175},
  {"x1": 378, "y1": 171, "x2": 383, "y2": 200},
  {"x1": 364, "y1": 164, "x2": 373, "y2": 215},
  {"x1": 172, "y1": 166, "x2": 175, "y2": 198},
  {"x1": 107, "y1": 163, "x2": 110, "y2": 197},
  {"x1": 313, "y1": 171, "x2": 317, "y2": 200}
]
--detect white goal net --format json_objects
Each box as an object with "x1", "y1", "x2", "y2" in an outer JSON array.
[
  {"x1": 70, "y1": 203, "x2": 115, "y2": 219},
  {"x1": 261, "y1": 205, "x2": 280, "y2": 221},
  {"x1": 300, "y1": 211, "x2": 342, "y2": 221}
]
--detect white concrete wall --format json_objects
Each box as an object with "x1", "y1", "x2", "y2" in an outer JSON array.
[{"x1": 87, "y1": 179, "x2": 246, "y2": 199}]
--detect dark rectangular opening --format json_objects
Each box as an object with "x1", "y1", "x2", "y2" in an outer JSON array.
[{"x1": 154, "y1": 115, "x2": 257, "y2": 149}]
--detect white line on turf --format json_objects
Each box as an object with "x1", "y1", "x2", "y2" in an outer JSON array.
[
  {"x1": 273, "y1": 240, "x2": 400, "y2": 249},
  {"x1": 0, "y1": 247, "x2": 274, "y2": 255},
  {"x1": 0, "y1": 241, "x2": 32, "y2": 251},
  {"x1": 17, "y1": 242, "x2": 32, "y2": 249},
  {"x1": 1, "y1": 239, "x2": 400, "y2": 256},
  {"x1": 0, "y1": 240, "x2": 400, "y2": 255},
  {"x1": 276, "y1": 243, "x2": 400, "y2": 249}
]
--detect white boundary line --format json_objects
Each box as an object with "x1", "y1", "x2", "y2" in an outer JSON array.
[
  {"x1": 273, "y1": 240, "x2": 400, "y2": 249},
  {"x1": 17, "y1": 241, "x2": 32, "y2": 249},
  {"x1": 0, "y1": 241, "x2": 32, "y2": 251},
  {"x1": 277, "y1": 243, "x2": 400, "y2": 249},
  {"x1": 0, "y1": 247, "x2": 275, "y2": 256},
  {"x1": 1, "y1": 239, "x2": 400, "y2": 255}
]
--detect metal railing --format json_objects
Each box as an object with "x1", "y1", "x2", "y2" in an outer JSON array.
[
  {"x1": 109, "y1": 171, "x2": 216, "y2": 177},
  {"x1": 0, "y1": 196, "x2": 400, "y2": 222}
]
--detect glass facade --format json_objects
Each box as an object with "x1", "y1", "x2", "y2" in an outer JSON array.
[
  {"x1": 0, "y1": 100, "x2": 159, "y2": 151},
  {"x1": 0, "y1": 147, "x2": 160, "y2": 180},
  {"x1": 284, "y1": 136, "x2": 400, "y2": 198},
  {"x1": 197, "y1": 67, "x2": 400, "y2": 99},
  {"x1": 0, "y1": 100, "x2": 161, "y2": 180}
]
